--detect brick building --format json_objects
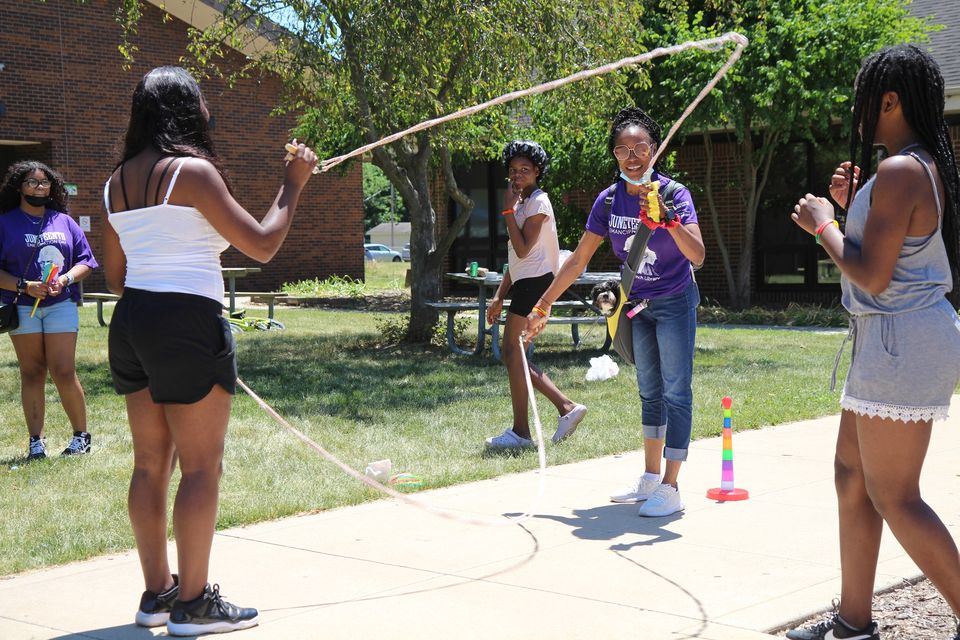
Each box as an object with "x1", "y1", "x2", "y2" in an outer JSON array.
[{"x1": 0, "y1": 0, "x2": 363, "y2": 293}]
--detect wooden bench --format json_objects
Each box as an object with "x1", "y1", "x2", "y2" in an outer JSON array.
[
  {"x1": 234, "y1": 292, "x2": 288, "y2": 319},
  {"x1": 82, "y1": 293, "x2": 120, "y2": 327},
  {"x1": 426, "y1": 299, "x2": 610, "y2": 359}
]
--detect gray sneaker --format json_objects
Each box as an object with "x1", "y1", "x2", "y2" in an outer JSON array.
[
  {"x1": 135, "y1": 575, "x2": 179, "y2": 627},
  {"x1": 28, "y1": 436, "x2": 47, "y2": 460},
  {"x1": 167, "y1": 584, "x2": 259, "y2": 636}
]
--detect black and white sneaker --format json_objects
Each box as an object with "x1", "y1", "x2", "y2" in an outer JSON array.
[
  {"x1": 166, "y1": 584, "x2": 259, "y2": 636},
  {"x1": 785, "y1": 614, "x2": 880, "y2": 640},
  {"x1": 135, "y1": 574, "x2": 179, "y2": 627},
  {"x1": 28, "y1": 436, "x2": 47, "y2": 460},
  {"x1": 61, "y1": 432, "x2": 91, "y2": 456}
]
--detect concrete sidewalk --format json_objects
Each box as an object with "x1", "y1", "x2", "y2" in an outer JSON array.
[{"x1": 3, "y1": 398, "x2": 960, "y2": 640}]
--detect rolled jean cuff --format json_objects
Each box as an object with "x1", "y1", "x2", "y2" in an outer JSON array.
[
  {"x1": 642, "y1": 423, "x2": 667, "y2": 439},
  {"x1": 664, "y1": 446, "x2": 689, "y2": 462}
]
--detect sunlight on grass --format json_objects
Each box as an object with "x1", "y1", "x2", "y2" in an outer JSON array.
[{"x1": 0, "y1": 304, "x2": 849, "y2": 576}]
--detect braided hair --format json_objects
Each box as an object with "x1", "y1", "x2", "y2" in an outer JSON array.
[
  {"x1": 502, "y1": 140, "x2": 549, "y2": 182},
  {"x1": 0, "y1": 161, "x2": 69, "y2": 214},
  {"x1": 607, "y1": 106, "x2": 668, "y2": 179},
  {"x1": 848, "y1": 44, "x2": 960, "y2": 291}
]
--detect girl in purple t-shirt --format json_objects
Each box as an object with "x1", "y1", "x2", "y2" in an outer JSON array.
[
  {"x1": 0, "y1": 160, "x2": 98, "y2": 460},
  {"x1": 525, "y1": 107, "x2": 705, "y2": 518}
]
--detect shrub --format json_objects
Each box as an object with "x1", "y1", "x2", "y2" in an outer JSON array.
[
  {"x1": 372, "y1": 314, "x2": 469, "y2": 347},
  {"x1": 697, "y1": 302, "x2": 848, "y2": 327},
  {"x1": 281, "y1": 275, "x2": 367, "y2": 298}
]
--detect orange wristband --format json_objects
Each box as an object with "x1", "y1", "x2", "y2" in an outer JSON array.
[
  {"x1": 814, "y1": 219, "x2": 839, "y2": 245},
  {"x1": 501, "y1": 208, "x2": 515, "y2": 216},
  {"x1": 531, "y1": 306, "x2": 548, "y2": 317}
]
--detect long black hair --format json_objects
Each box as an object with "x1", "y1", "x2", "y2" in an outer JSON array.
[
  {"x1": 119, "y1": 66, "x2": 229, "y2": 186},
  {"x1": 607, "y1": 106, "x2": 668, "y2": 180},
  {"x1": 848, "y1": 44, "x2": 960, "y2": 289},
  {"x1": 0, "y1": 161, "x2": 69, "y2": 213}
]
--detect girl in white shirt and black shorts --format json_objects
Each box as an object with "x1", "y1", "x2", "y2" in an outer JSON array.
[{"x1": 484, "y1": 141, "x2": 586, "y2": 450}]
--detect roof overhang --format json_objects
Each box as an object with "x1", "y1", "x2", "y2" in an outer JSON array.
[
  {"x1": 143, "y1": 0, "x2": 276, "y2": 59},
  {"x1": 946, "y1": 86, "x2": 960, "y2": 115}
]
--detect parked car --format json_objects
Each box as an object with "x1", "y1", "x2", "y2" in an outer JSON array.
[
  {"x1": 401, "y1": 242, "x2": 411, "y2": 261},
  {"x1": 364, "y1": 243, "x2": 403, "y2": 262}
]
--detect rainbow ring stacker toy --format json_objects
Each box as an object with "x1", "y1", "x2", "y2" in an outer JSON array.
[{"x1": 706, "y1": 396, "x2": 749, "y2": 502}]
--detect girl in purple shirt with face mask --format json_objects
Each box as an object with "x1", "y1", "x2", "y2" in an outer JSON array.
[
  {"x1": 525, "y1": 107, "x2": 705, "y2": 518},
  {"x1": 0, "y1": 161, "x2": 98, "y2": 460}
]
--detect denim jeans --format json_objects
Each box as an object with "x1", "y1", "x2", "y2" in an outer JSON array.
[{"x1": 630, "y1": 280, "x2": 699, "y2": 461}]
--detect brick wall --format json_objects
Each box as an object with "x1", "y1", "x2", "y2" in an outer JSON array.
[{"x1": 0, "y1": 0, "x2": 363, "y2": 292}]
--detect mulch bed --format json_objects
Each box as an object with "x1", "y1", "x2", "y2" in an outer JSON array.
[
  {"x1": 777, "y1": 577, "x2": 957, "y2": 639},
  {"x1": 280, "y1": 292, "x2": 411, "y2": 313}
]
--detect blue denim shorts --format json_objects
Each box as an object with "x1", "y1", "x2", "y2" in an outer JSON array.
[{"x1": 9, "y1": 300, "x2": 79, "y2": 335}]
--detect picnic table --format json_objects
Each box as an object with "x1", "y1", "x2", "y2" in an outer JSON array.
[
  {"x1": 428, "y1": 271, "x2": 617, "y2": 358},
  {"x1": 84, "y1": 267, "x2": 267, "y2": 326},
  {"x1": 222, "y1": 267, "x2": 262, "y2": 314}
]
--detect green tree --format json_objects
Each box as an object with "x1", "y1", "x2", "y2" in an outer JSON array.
[
  {"x1": 113, "y1": 0, "x2": 652, "y2": 342},
  {"x1": 363, "y1": 164, "x2": 406, "y2": 232},
  {"x1": 631, "y1": 0, "x2": 931, "y2": 307}
]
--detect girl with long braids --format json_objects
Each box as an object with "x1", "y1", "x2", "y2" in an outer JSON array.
[
  {"x1": 525, "y1": 108, "x2": 704, "y2": 517},
  {"x1": 787, "y1": 45, "x2": 960, "y2": 640},
  {"x1": 484, "y1": 141, "x2": 587, "y2": 449}
]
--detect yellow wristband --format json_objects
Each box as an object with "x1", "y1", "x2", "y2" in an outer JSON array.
[{"x1": 531, "y1": 306, "x2": 548, "y2": 317}]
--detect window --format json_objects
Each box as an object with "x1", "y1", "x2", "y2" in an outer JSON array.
[{"x1": 756, "y1": 137, "x2": 847, "y2": 289}]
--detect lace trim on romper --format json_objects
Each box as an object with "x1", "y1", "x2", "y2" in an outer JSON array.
[{"x1": 839, "y1": 396, "x2": 950, "y2": 423}]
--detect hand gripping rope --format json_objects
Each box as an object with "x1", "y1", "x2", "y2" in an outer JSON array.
[{"x1": 246, "y1": 32, "x2": 749, "y2": 527}]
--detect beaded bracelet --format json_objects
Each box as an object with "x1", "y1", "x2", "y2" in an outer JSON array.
[{"x1": 814, "y1": 219, "x2": 839, "y2": 245}]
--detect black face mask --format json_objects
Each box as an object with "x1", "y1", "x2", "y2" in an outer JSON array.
[{"x1": 23, "y1": 194, "x2": 51, "y2": 207}]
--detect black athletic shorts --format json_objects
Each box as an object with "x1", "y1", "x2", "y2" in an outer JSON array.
[
  {"x1": 507, "y1": 272, "x2": 555, "y2": 317},
  {"x1": 108, "y1": 288, "x2": 237, "y2": 404}
]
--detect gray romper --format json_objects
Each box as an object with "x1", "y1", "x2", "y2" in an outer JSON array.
[{"x1": 835, "y1": 149, "x2": 960, "y2": 423}]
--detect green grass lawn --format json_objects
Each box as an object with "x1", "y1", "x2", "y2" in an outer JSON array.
[{"x1": 0, "y1": 304, "x2": 848, "y2": 576}]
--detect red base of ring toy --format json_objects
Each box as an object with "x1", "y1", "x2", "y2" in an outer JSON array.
[{"x1": 706, "y1": 487, "x2": 749, "y2": 502}]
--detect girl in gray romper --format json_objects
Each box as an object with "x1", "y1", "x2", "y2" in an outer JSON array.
[{"x1": 787, "y1": 45, "x2": 960, "y2": 640}]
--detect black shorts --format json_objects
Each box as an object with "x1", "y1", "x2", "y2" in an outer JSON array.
[
  {"x1": 507, "y1": 272, "x2": 554, "y2": 317},
  {"x1": 108, "y1": 288, "x2": 237, "y2": 404}
]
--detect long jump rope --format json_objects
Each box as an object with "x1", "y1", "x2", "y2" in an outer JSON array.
[{"x1": 239, "y1": 32, "x2": 749, "y2": 527}]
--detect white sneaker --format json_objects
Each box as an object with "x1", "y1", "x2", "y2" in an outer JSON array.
[
  {"x1": 553, "y1": 404, "x2": 587, "y2": 443},
  {"x1": 637, "y1": 484, "x2": 684, "y2": 517},
  {"x1": 485, "y1": 429, "x2": 534, "y2": 450},
  {"x1": 610, "y1": 475, "x2": 661, "y2": 503}
]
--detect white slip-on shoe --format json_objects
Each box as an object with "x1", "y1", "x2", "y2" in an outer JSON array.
[
  {"x1": 484, "y1": 428, "x2": 534, "y2": 450},
  {"x1": 553, "y1": 404, "x2": 587, "y2": 443}
]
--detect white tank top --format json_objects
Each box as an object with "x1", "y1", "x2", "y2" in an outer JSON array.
[{"x1": 104, "y1": 158, "x2": 231, "y2": 303}]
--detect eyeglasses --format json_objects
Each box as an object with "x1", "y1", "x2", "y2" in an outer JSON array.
[
  {"x1": 23, "y1": 178, "x2": 52, "y2": 189},
  {"x1": 508, "y1": 167, "x2": 535, "y2": 177},
  {"x1": 613, "y1": 142, "x2": 653, "y2": 161}
]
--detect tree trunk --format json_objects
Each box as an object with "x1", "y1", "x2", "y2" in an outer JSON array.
[
  {"x1": 703, "y1": 133, "x2": 738, "y2": 305},
  {"x1": 734, "y1": 122, "x2": 779, "y2": 309}
]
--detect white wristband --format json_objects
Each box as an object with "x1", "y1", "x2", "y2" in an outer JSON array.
[{"x1": 64, "y1": 272, "x2": 74, "y2": 286}]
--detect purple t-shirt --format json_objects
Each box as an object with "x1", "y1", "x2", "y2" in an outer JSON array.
[
  {"x1": 0, "y1": 208, "x2": 98, "y2": 307},
  {"x1": 585, "y1": 173, "x2": 698, "y2": 299}
]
